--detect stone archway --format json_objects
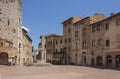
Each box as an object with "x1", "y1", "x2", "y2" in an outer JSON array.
[
  {"x1": 75, "y1": 54, "x2": 77, "y2": 64},
  {"x1": 96, "y1": 56, "x2": 103, "y2": 66},
  {"x1": 91, "y1": 58, "x2": 94, "y2": 66},
  {"x1": 116, "y1": 55, "x2": 120, "y2": 68},
  {"x1": 106, "y1": 55, "x2": 112, "y2": 67},
  {"x1": 82, "y1": 52, "x2": 86, "y2": 65},
  {"x1": 0, "y1": 52, "x2": 8, "y2": 65}
]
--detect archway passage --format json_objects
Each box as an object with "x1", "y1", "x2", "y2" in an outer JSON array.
[
  {"x1": 96, "y1": 56, "x2": 103, "y2": 66},
  {"x1": 116, "y1": 55, "x2": 120, "y2": 68},
  {"x1": 106, "y1": 55, "x2": 112, "y2": 67},
  {"x1": 0, "y1": 52, "x2": 8, "y2": 65},
  {"x1": 82, "y1": 52, "x2": 86, "y2": 65},
  {"x1": 91, "y1": 58, "x2": 94, "y2": 66}
]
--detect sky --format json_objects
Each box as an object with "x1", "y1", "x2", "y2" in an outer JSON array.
[{"x1": 22, "y1": 0, "x2": 120, "y2": 49}]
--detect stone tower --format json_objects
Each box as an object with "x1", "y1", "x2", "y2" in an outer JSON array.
[{"x1": 0, "y1": 0, "x2": 23, "y2": 65}]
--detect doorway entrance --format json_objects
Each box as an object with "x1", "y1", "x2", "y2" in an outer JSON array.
[{"x1": 0, "y1": 52, "x2": 8, "y2": 65}]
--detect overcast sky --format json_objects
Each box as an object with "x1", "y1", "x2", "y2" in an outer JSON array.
[{"x1": 22, "y1": 0, "x2": 120, "y2": 49}]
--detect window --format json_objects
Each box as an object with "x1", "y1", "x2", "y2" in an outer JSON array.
[
  {"x1": 92, "y1": 26, "x2": 96, "y2": 32},
  {"x1": 60, "y1": 40, "x2": 62, "y2": 44},
  {"x1": 76, "y1": 42, "x2": 78, "y2": 49},
  {"x1": 82, "y1": 41, "x2": 86, "y2": 49},
  {"x1": 8, "y1": 20, "x2": 10, "y2": 25},
  {"x1": 56, "y1": 41, "x2": 58, "y2": 45},
  {"x1": 64, "y1": 24, "x2": 67, "y2": 26},
  {"x1": 92, "y1": 40, "x2": 96, "y2": 46},
  {"x1": 116, "y1": 18, "x2": 120, "y2": 25},
  {"x1": 105, "y1": 23, "x2": 109, "y2": 30},
  {"x1": 106, "y1": 40, "x2": 110, "y2": 47},
  {"x1": 69, "y1": 22, "x2": 71, "y2": 24},
  {"x1": 68, "y1": 46, "x2": 70, "y2": 52},
  {"x1": 68, "y1": 28, "x2": 71, "y2": 33},
  {"x1": 82, "y1": 28, "x2": 86, "y2": 37},
  {"x1": 98, "y1": 39, "x2": 102, "y2": 46},
  {"x1": 75, "y1": 31, "x2": 78, "y2": 37},
  {"x1": 0, "y1": 42, "x2": 3, "y2": 46},
  {"x1": 91, "y1": 51, "x2": 94, "y2": 55},
  {"x1": 69, "y1": 38, "x2": 71, "y2": 43},
  {"x1": 97, "y1": 24, "x2": 101, "y2": 31},
  {"x1": 65, "y1": 39, "x2": 67, "y2": 43},
  {"x1": 44, "y1": 44, "x2": 46, "y2": 48},
  {"x1": 60, "y1": 48, "x2": 62, "y2": 52},
  {"x1": 56, "y1": 49, "x2": 58, "y2": 53},
  {"x1": 0, "y1": 9, "x2": 2, "y2": 14}
]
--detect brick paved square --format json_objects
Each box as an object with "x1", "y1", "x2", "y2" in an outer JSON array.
[{"x1": 0, "y1": 65, "x2": 120, "y2": 79}]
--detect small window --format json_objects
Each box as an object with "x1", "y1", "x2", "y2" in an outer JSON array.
[
  {"x1": 92, "y1": 40, "x2": 96, "y2": 46},
  {"x1": 19, "y1": 43, "x2": 21, "y2": 48},
  {"x1": 92, "y1": 26, "x2": 96, "y2": 32},
  {"x1": 75, "y1": 31, "x2": 78, "y2": 37},
  {"x1": 8, "y1": 20, "x2": 10, "y2": 25},
  {"x1": 69, "y1": 38, "x2": 71, "y2": 43},
  {"x1": 56, "y1": 49, "x2": 58, "y2": 53},
  {"x1": 64, "y1": 24, "x2": 67, "y2": 26},
  {"x1": 69, "y1": 22, "x2": 71, "y2": 24},
  {"x1": 65, "y1": 39, "x2": 67, "y2": 43},
  {"x1": 68, "y1": 28, "x2": 71, "y2": 33},
  {"x1": 60, "y1": 48, "x2": 62, "y2": 52},
  {"x1": 68, "y1": 46, "x2": 70, "y2": 52},
  {"x1": 106, "y1": 40, "x2": 110, "y2": 47},
  {"x1": 0, "y1": 9, "x2": 2, "y2": 14},
  {"x1": 0, "y1": 42, "x2": 3, "y2": 46},
  {"x1": 91, "y1": 51, "x2": 94, "y2": 55},
  {"x1": 82, "y1": 41, "x2": 86, "y2": 49},
  {"x1": 56, "y1": 41, "x2": 58, "y2": 45},
  {"x1": 106, "y1": 23, "x2": 109, "y2": 30},
  {"x1": 98, "y1": 39, "x2": 102, "y2": 46},
  {"x1": 82, "y1": 28, "x2": 86, "y2": 37},
  {"x1": 116, "y1": 18, "x2": 120, "y2": 26},
  {"x1": 97, "y1": 24, "x2": 101, "y2": 31},
  {"x1": 45, "y1": 44, "x2": 46, "y2": 48},
  {"x1": 60, "y1": 40, "x2": 62, "y2": 44}
]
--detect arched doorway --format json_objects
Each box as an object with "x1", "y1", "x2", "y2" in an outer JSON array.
[
  {"x1": 0, "y1": 52, "x2": 8, "y2": 65},
  {"x1": 116, "y1": 55, "x2": 120, "y2": 68},
  {"x1": 91, "y1": 58, "x2": 94, "y2": 66},
  {"x1": 82, "y1": 52, "x2": 86, "y2": 65},
  {"x1": 75, "y1": 54, "x2": 77, "y2": 64},
  {"x1": 106, "y1": 55, "x2": 112, "y2": 67},
  {"x1": 96, "y1": 56, "x2": 103, "y2": 66},
  {"x1": 68, "y1": 56, "x2": 71, "y2": 64}
]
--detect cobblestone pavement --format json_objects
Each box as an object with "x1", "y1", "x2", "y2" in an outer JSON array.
[{"x1": 0, "y1": 65, "x2": 120, "y2": 79}]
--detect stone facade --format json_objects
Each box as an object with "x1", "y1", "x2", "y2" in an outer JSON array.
[
  {"x1": 0, "y1": 0, "x2": 33, "y2": 66},
  {"x1": 38, "y1": 34, "x2": 63, "y2": 64},
  {"x1": 62, "y1": 16, "x2": 81, "y2": 64},
  {"x1": 0, "y1": 37, "x2": 17, "y2": 65},
  {"x1": 72, "y1": 14, "x2": 106, "y2": 65},
  {"x1": 22, "y1": 29, "x2": 33, "y2": 65},
  {"x1": 61, "y1": 12, "x2": 120, "y2": 68},
  {"x1": 38, "y1": 12, "x2": 120, "y2": 68},
  {"x1": 89, "y1": 13, "x2": 120, "y2": 67},
  {"x1": 53, "y1": 35, "x2": 63, "y2": 64}
]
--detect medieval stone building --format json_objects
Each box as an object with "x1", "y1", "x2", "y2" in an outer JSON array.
[{"x1": 0, "y1": 0, "x2": 33, "y2": 65}]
